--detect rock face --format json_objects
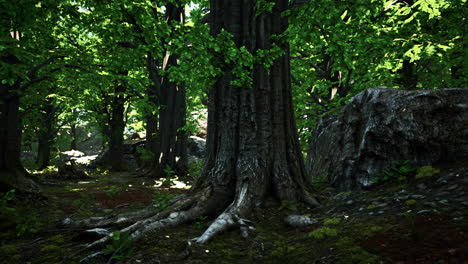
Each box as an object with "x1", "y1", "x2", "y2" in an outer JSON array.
[{"x1": 306, "y1": 87, "x2": 468, "y2": 190}]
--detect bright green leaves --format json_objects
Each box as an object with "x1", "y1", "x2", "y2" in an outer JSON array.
[{"x1": 255, "y1": 0, "x2": 276, "y2": 17}]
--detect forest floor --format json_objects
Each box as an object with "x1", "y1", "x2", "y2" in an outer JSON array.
[{"x1": 0, "y1": 161, "x2": 467, "y2": 264}]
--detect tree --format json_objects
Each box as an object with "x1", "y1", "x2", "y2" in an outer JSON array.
[
  {"x1": 74, "y1": 0, "x2": 318, "y2": 249},
  {"x1": 0, "y1": 0, "x2": 67, "y2": 192}
]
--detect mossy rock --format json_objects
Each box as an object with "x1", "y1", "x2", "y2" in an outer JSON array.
[{"x1": 415, "y1": 166, "x2": 440, "y2": 179}]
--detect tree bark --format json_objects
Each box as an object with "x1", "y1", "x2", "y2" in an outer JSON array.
[
  {"x1": 36, "y1": 101, "x2": 57, "y2": 170},
  {"x1": 97, "y1": 81, "x2": 127, "y2": 171},
  {"x1": 189, "y1": 1, "x2": 317, "y2": 242},
  {"x1": 0, "y1": 83, "x2": 41, "y2": 193},
  {"x1": 145, "y1": 3, "x2": 187, "y2": 178}
]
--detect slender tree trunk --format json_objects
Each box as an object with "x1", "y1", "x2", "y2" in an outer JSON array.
[
  {"x1": 398, "y1": 59, "x2": 418, "y2": 90},
  {"x1": 143, "y1": 53, "x2": 160, "y2": 168},
  {"x1": 100, "y1": 82, "x2": 127, "y2": 171},
  {"x1": 70, "y1": 122, "x2": 77, "y2": 150},
  {"x1": 36, "y1": 102, "x2": 57, "y2": 170}
]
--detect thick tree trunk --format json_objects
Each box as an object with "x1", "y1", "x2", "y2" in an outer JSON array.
[
  {"x1": 73, "y1": 0, "x2": 317, "y2": 249},
  {"x1": 190, "y1": 1, "x2": 316, "y2": 241},
  {"x1": 145, "y1": 3, "x2": 187, "y2": 178},
  {"x1": 0, "y1": 84, "x2": 40, "y2": 193}
]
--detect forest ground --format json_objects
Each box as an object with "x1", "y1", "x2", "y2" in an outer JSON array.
[{"x1": 0, "y1": 161, "x2": 467, "y2": 264}]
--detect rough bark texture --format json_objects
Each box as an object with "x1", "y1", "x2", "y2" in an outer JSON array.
[
  {"x1": 306, "y1": 87, "x2": 468, "y2": 191},
  {"x1": 145, "y1": 3, "x2": 187, "y2": 178}
]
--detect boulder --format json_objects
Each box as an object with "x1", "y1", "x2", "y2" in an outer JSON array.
[
  {"x1": 306, "y1": 87, "x2": 468, "y2": 190},
  {"x1": 187, "y1": 136, "x2": 206, "y2": 159}
]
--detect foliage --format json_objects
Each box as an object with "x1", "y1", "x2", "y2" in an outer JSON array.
[
  {"x1": 405, "y1": 199, "x2": 417, "y2": 206},
  {"x1": 415, "y1": 166, "x2": 440, "y2": 179},
  {"x1": 102, "y1": 231, "x2": 134, "y2": 261},
  {"x1": 187, "y1": 160, "x2": 203, "y2": 180},
  {"x1": 152, "y1": 190, "x2": 177, "y2": 210},
  {"x1": 371, "y1": 160, "x2": 417, "y2": 184},
  {"x1": 162, "y1": 165, "x2": 176, "y2": 186}
]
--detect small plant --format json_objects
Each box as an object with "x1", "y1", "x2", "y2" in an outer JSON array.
[
  {"x1": 415, "y1": 166, "x2": 440, "y2": 179},
  {"x1": 162, "y1": 165, "x2": 176, "y2": 186},
  {"x1": 102, "y1": 231, "x2": 134, "y2": 261},
  {"x1": 187, "y1": 160, "x2": 203, "y2": 180},
  {"x1": 405, "y1": 199, "x2": 417, "y2": 206},
  {"x1": 371, "y1": 160, "x2": 417, "y2": 184},
  {"x1": 193, "y1": 216, "x2": 208, "y2": 229},
  {"x1": 308, "y1": 227, "x2": 338, "y2": 239},
  {"x1": 152, "y1": 190, "x2": 176, "y2": 210},
  {"x1": 104, "y1": 186, "x2": 122, "y2": 199},
  {"x1": 367, "y1": 204, "x2": 376, "y2": 210}
]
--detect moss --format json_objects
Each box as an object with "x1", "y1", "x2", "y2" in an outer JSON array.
[
  {"x1": 309, "y1": 227, "x2": 338, "y2": 239},
  {"x1": 415, "y1": 166, "x2": 440, "y2": 179},
  {"x1": 335, "y1": 237, "x2": 381, "y2": 264},
  {"x1": 367, "y1": 204, "x2": 376, "y2": 210},
  {"x1": 49, "y1": 234, "x2": 65, "y2": 244},
  {"x1": 405, "y1": 199, "x2": 417, "y2": 206},
  {"x1": 40, "y1": 245, "x2": 62, "y2": 253},
  {"x1": 324, "y1": 218, "x2": 341, "y2": 226},
  {"x1": 0, "y1": 244, "x2": 18, "y2": 255}
]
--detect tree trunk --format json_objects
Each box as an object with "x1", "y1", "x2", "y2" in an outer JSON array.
[
  {"x1": 74, "y1": 0, "x2": 317, "y2": 248},
  {"x1": 0, "y1": 83, "x2": 40, "y2": 193},
  {"x1": 36, "y1": 102, "x2": 57, "y2": 170},
  {"x1": 398, "y1": 59, "x2": 418, "y2": 90},
  {"x1": 189, "y1": 0, "x2": 316, "y2": 242},
  {"x1": 70, "y1": 122, "x2": 77, "y2": 150},
  {"x1": 145, "y1": 3, "x2": 187, "y2": 178},
  {"x1": 99, "y1": 82, "x2": 127, "y2": 171}
]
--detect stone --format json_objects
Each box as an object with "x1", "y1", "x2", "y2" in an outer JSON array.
[
  {"x1": 447, "y1": 184, "x2": 459, "y2": 191},
  {"x1": 410, "y1": 195, "x2": 426, "y2": 199},
  {"x1": 416, "y1": 184, "x2": 427, "y2": 190},
  {"x1": 306, "y1": 88, "x2": 468, "y2": 190},
  {"x1": 284, "y1": 215, "x2": 318, "y2": 227},
  {"x1": 346, "y1": 200, "x2": 354, "y2": 205},
  {"x1": 187, "y1": 136, "x2": 206, "y2": 159},
  {"x1": 376, "y1": 203, "x2": 387, "y2": 208}
]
